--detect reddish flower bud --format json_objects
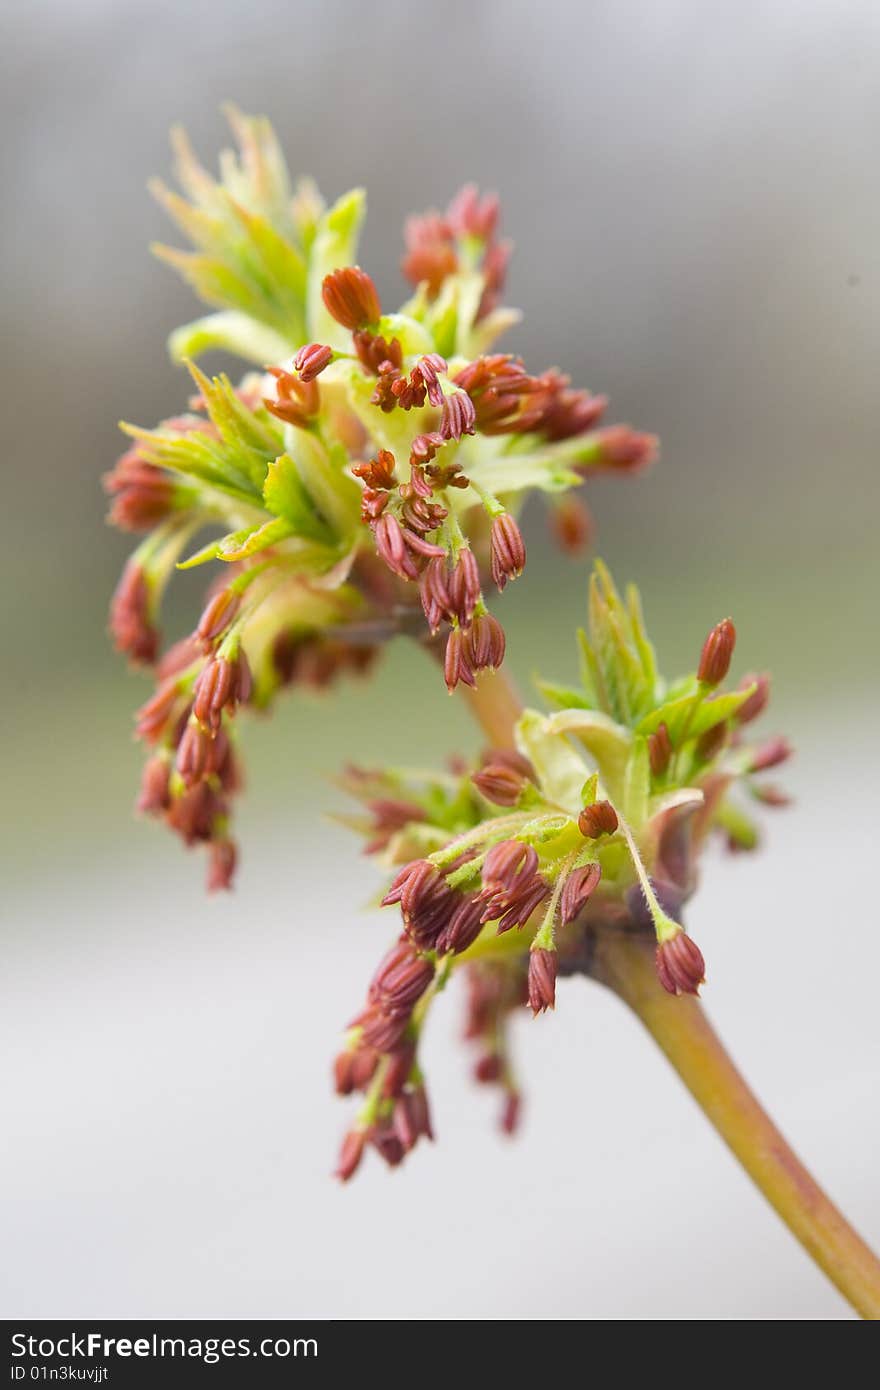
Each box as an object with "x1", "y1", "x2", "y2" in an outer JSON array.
[
  {"x1": 493, "y1": 875, "x2": 549, "y2": 934},
  {"x1": 165, "y1": 781, "x2": 222, "y2": 846},
  {"x1": 466, "y1": 612, "x2": 506, "y2": 673},
  {"x1": 136, "y1": 756, "x2": 171, "y2": 815},
  {"x1": 192, "y1": 652, "x2": 252, "y2": 733},
  {"x1": 447, "y1": 184, "x2": 500, "y2": 242},
  {"x1": 109, "y1": 561, "x2": 158, "y2": 665},
  {"x1": 321, "y1": 266, "x2": 381, "y2": 330},
  {"x1": 482, "y1": 840, "x2": 538, "y2": 890},
  {"x1": 134, "y1": 679, "x2": 183, "y2": 742},
  {"x1": 371, "y1": 1126, "x2": 405, "y2": 1168},
  {"x1": 695, "y1": 721, "x2": 727, "y2": 763},
  {"x1": 360, "y1": 1006, "x2": 410, "y2": 1053},
  {"x1": 419, "y1": 555, "x2": 452, "y2": 632},
  {"x1": 735, "y1": 673, "x2": 771, "y2": 725},
  {"x1": 369, "y1": 941, "x2": 435, "y2": 1015},
  {"x1": 752, "y1": 783, "x2": 791, "y2": 808},
  {"x1": 749, "y1": 736, "x2": 793, "y2": 772},
  {"x1": 500, "y1": 1091, "x2": 521, "y2": 1135},
  {"x1": 104, "y1": 453, "x2": 176, "y2": 531},
  {"x1": 196, "y1": 588, "x2": 241, "y2": 650},
  {"x1": 648, "y1": 721, "x2": 672, "y2": 776},
  {"x1": 655, "y1": 931, "x2": 706, "y2": 997},
  {"x1": 292, "y1": 342, "x2": 333, "y2": 382},
  {"x1": 176, "y1": 721, "x2": 212, "y2": 787},
  {"x1": 373, "y1": 512, "x2": 419, "y2": 581},
  {"x1": 447, "y1": 548, "x2": 481, "y2": 627},
  {"x1": 472, "y1": 763, "x2": 525, "y2": 806},
  {"x1": 578, "y1": 800, "x2": 619, "y2": 838},
  {"x1": 593, "y1": 425, "x2": 658, "y2": 473},
  {"x1": 157, "y1": 635, "x2": 200, "y2": 681},
  {"x1": 528, "y1": 947, "x2": 557, "y2": 1015},
  {"x1": 444, "y1": 627, "x2": 476, "y2": 692},
  {"x1": 474, "y1": 1053, "x2": 502, "y2": 1084},
  {"x1": 434, "y1": 894, "x2": 485, "y2": 955},
  {"x1": 490, "y1": 513, "x2": 526, "y2": 591},
  {"x1": 559, "y1": 861, "x2": 601, "y2": 924},
  {"x1": 207, "y1": 838, "x2": 236, "y2": 892},
  {"x1": 381, "y1": 1040, "x2": 416, "y2": 1098},
  {"x1": 698, "y1": 618, "x2": 736, "y2": 687},
  {"x1": 414, "y1": 353, "x2": 447, "y2": 408},
  {"x1": 335, "y1": 1129, "x2": 366, "y2": 1182},
  {"x1": 550, "y1": 495, "x2": 595, "y2": 554},
  {"x1": 439, "y1": 390, "x2": 476, "y2": 441}
]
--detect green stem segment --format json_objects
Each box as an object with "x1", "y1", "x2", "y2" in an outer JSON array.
[
  {"x1": 593, "y1": 931, "x2": 880, "y2": 1319},
  {"x1": 459, "y1": 662, "x2": 880, "y2": 1319}
]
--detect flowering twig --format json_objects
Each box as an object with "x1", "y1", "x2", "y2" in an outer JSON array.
[{"x1": 453, "y1": 658, "x2": 880, "y2": 1319}]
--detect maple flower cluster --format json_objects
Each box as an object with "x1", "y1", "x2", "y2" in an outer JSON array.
[
  {"x1": 106, "y1": 108, "x2": 656, "y2": 887},
  {"x1": 334, "y1": 564, "x2": 791, "y2": 1178}
]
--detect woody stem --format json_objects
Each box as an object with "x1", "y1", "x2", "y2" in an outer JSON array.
[{"x1": 459, "y1": 662, "x2": 880, "y2": 1319}]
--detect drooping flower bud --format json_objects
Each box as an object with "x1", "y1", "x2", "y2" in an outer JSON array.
[
  {"x1": 748, "y1": 736, "x2": 793, "y2": 772},
  {"x1": 698, "y1": 618, "x2": 736, "y2": 687},
  {"x1": 192, "y1": 651, "x2": 252, "y2": 732},
  {"x1": 439, "y1": 390, "x2": 476, "y2": 441},
  {"x1": 466, "y1": 612, "x2": 506, "y2": 673},
  {"x1": 735, "y1": 672, "x2": 771, "y2": 725},
  {"x1": 528, "y1": 947, "x2": 557, "y2": 1015},
  {"x1": 549, "y1": 495, "x2": 594, "y2": 554},
  {"x1": 373, "y1": 512, "x2": 419, "y2": 581},
  {"x1": 559, "y1": 861, "x2": 601, "y2": 924},
  {"x1": 197, "y1": 588, "x2": 241, "y2": 650},
  {"x1": 578, "y1": 800, "x2": 619, "y2": 839},
  {"x1": 207, "y1": 838, "x2": 237, "y2": 892},
  {"x1": 109, "y1": 561, "x2": 159, "y2": 665},
  {"x1": 369, "y1": 941, "x2": 435, "y2": 1015},
  {"x1": 176, "y1": 720, "x2": 212, "y2": 787},
  {"x1": 655, "y1": 930, "x2": 706, "y2": 996},
  {"x1": 335, "y1": 1128, "x2": 367, "y2": 1182},
  {"x1": 444, "y1": 627, "x2": 476, "y2": 692},
  {"x1": 321, "y1": 266, "x2": 381, "y2": 330},
  {"x1": 136, "y1": 756, "x2": 171, "y2": 815},
  {"x1": 489, "y1": 513, "x2": 526, "y2": 591},
  {"x1": 447, "y1": 549, "x2": 481, "y2": 628},
  {"x1": 593, "y1": 425, "x2": 658, "y2": 473}
]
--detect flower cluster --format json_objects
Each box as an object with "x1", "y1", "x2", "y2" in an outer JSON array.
[
  {"x1": 106, "y1": 108, "x2": 656, "y2": 887},
  {"x1": 333, "y1": 563, "x2": 790, "y2": 1178}
]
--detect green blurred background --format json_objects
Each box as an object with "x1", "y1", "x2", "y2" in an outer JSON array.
[{"x1": 2, "y1": 0, "x2": 878, "y2": 1320}]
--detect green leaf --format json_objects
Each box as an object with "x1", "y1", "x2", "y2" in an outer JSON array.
[
  {"x1": 534, "y1": 678, "x2": 594, "y2": 712},
  {"x1": 216, "y1": 516, "x2": 295, "y2": 561},
  {"x1": 622, "y1": 737, "x2": 650, "y2": 826},
  {"x1": 637, "y1": 684, "x2": 758, "y2": 742},
  {"x1": 168, "y1": 311, "x2": 293, "y2": 366},
  {"x1": 543, "y1": 709, "x2": 633, "y2": 803},
  {"x1": 515, "y1": 710, "x2": 590, "y2": 815},
  {"x1": 262, "y1": 453, "x2": 333, "y2": 541}
]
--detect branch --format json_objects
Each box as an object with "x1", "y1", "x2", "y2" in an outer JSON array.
[{"x1": 591, "y1": 930, "x2": 880, "y2": 1319}]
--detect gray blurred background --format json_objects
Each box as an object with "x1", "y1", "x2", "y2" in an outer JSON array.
[{"x1": 2, "y1": 0, "x2": 878, "y2": 1320}]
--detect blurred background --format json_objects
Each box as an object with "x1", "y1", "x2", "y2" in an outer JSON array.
[{"x1": 2, "y1": 0, "x2": 878, "y2": 1320}]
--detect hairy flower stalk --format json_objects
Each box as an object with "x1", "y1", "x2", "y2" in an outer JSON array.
[
  {"x1": 107, "y1": 108, "x2": 880, "y2": 1318},
  {"x1": 108, "y1": 106, "x2": 655, "y2": 886}
]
